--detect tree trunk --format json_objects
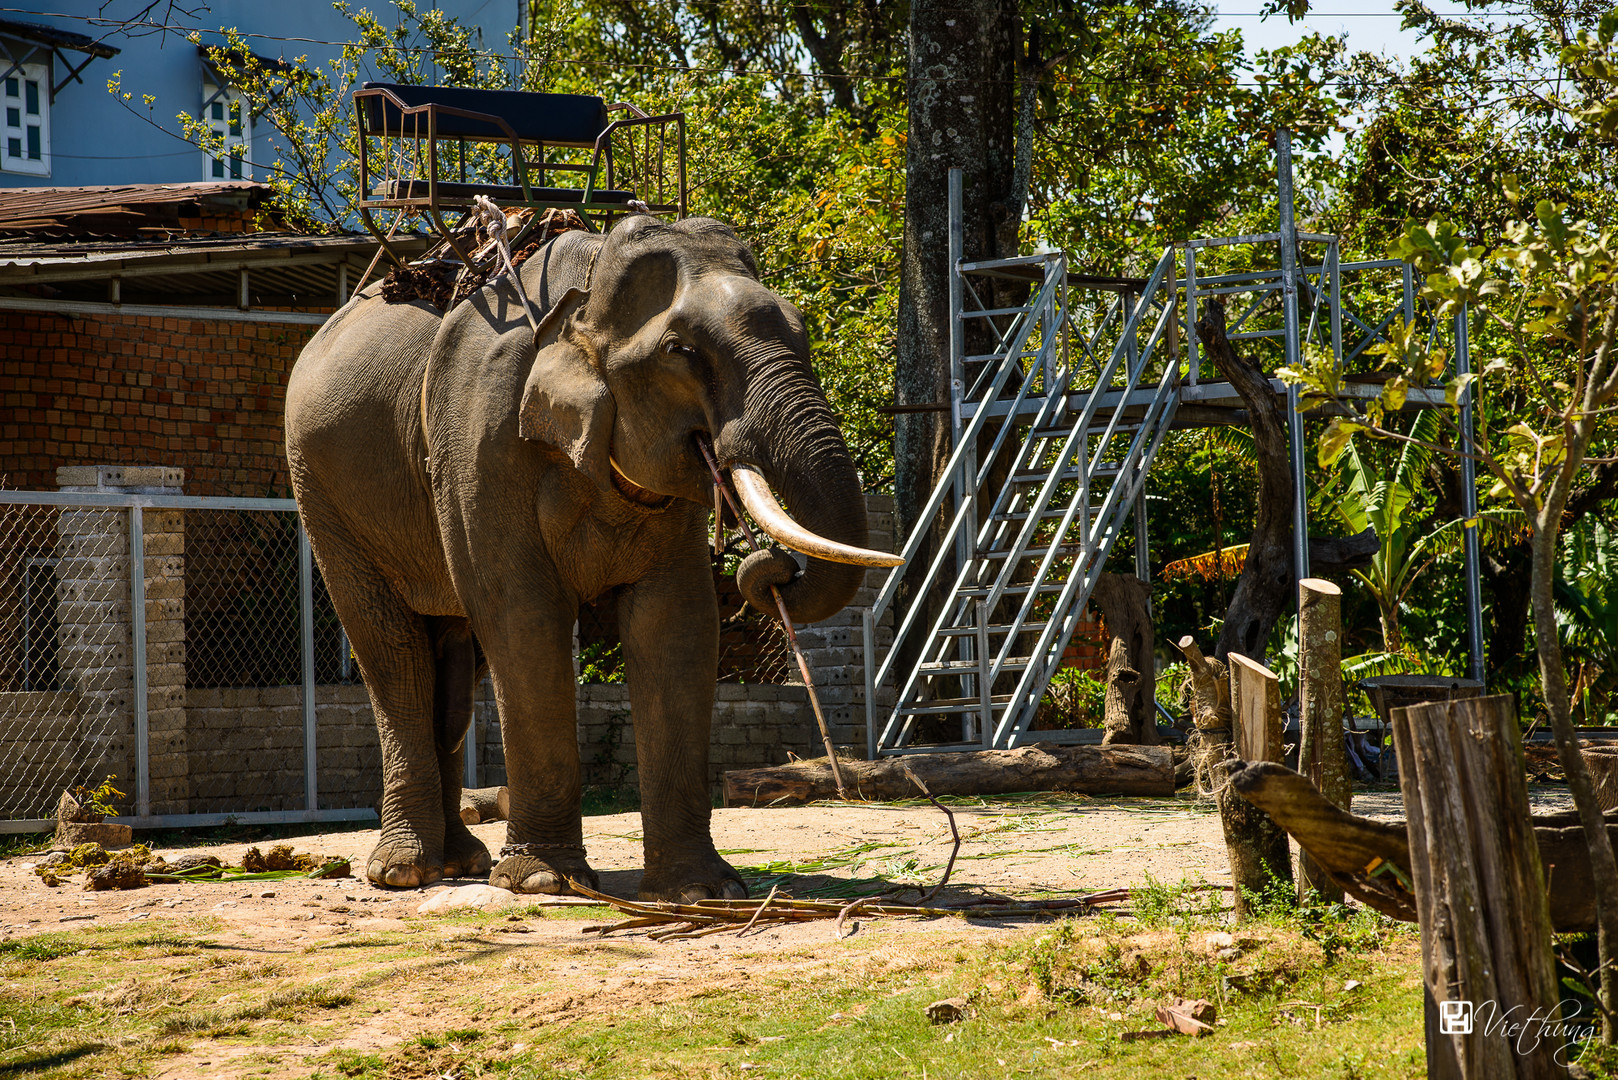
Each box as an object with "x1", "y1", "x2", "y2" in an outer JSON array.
[
  {"x1": 1197, "y1": 300, "x2": 1297, "y2": 662},
  {"x1": 1223, "y1": 652, "x2": 1293, "y2": 918},
  {"x1": 1393, "y1": 695, "x2": 1564, "y2": 1078},
  {"x1": 1297, "y1": 577, "x2": 1350, "y2": 903},
  {"x1": 722, "y1": 744, "x2": 1174, "y2": 806},
  {"x1": 893, "y1": 0, "x2": 1021, "y2": 643},
  {"x1": 1091, "y1": 573, "x2": 1157, "y2": 745},
  {"x1": 1531, "y1": 508, "x2": 1618, "y2": 1040},
  {"x1": 1376, "y1": 602, "x2": 1402, "y2": 653}
]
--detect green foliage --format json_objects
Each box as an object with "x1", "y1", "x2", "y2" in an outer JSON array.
[
  {"x1": 1557, "y1": 518, "x2": 1618, "y2": 723},
  {"x1": 1130, "y1": 874, "x2": 1227, "y2": 929},
  {"x1": 71, "y1": 774, "x2": 125, "y2": 817},
  {"x1": 1238, "y1": 867, "x2": 1299, "y2": 922},
  {"x1": 1040, "y1": 666, "x2": 1107, "y2": 728},
  {"x1": 577, "y1": 640, "x2": 625, "y2": 684}
]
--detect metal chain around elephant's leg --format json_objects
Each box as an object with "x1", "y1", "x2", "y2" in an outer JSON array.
[{"x1": 696, "y1": 438, "x2": 850, "y2": 799}]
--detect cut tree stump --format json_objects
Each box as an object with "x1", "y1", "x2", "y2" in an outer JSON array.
[
  {"x1": 1394, "y1": 694, "x2": 1563, "y2": 1079},
  {"x1": 722, "y1": 744, "x2": 1175, "y2": 806},
  {"x1": 1221, "y1": 653, "x2": 1291, "y2": 917},
  {"x1": 1297, "y1": 577, "x2": 1349, "y2": 903},
  {"x1": 1091, "y1": 573, "x2": 1158, "y2": 745},
  {"x1": 1229, "y1": 653, "x2": 1284, "y2": 765}
]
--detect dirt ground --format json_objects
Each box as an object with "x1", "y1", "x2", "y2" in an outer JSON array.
[
  {"x1": 0, "y1": 788, "x2": 1575, "y2": 1079},
  {"x1": 3, "y1": 794, "x2": 1241, "y2": 939}
]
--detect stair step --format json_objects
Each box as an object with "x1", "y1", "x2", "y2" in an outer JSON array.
[
  {"x1": 961, "y1": 305, "x2": 1034, "y2": 319},
  {"x1": 959, "y1": 582, "x2": 1067, "y2": 598},
  {"x1": 1010, "y1": 464, "x2": 1125, "y2": 484},
  {"x1": 918, "y1": 658, "x2": 1031, "y2": 676},
  {"x1": 991, "y1": 509, "x2": 1076, "y2": 523},
  {"x1": 896, "y1": 694, "x2": 1015, "y2": 716},
  {"x1": 978, "y1": 544, "x2": 1084, "y2": 561},
  {"x1": 936, "y1": 621, "x2": 1049, "y2": 637}
]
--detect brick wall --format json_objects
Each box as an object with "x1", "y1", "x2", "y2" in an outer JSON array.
[{"x1": 0, "y1": 311, "x2": 320, "y2": 497}]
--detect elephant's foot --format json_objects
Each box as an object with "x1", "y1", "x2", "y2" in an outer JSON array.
[
  {"x1": 640, "y1": 851, "x2": 749, "y2": 904},
  {"x1": 489, "y1": 845, "x2": 598, "y2": 895},
  {"x1": 442, "y1": 820, "x2": 492, "y2": 880},
  {"x1": 366, "y1": 834, "x2": 444, "y2": 889}
]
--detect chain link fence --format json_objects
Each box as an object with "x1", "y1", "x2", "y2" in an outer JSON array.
[
  {"x1": 0, "y1": 490, "x2": 375, "y2": 831},
  {"x1": 3, "y1": 488, "x2": 844, "y2": 830},
  {"x1": 0, "y1": 499, "x2": 133, "y2": 824}
]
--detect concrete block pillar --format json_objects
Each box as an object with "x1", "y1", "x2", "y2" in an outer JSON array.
[{"x1": 55, "y1": 466, "x2": 187, "y2": 815}]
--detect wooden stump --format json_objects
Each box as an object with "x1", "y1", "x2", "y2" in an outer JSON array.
[
  {"x1": 1297, "y1": 577, "x2": 1349, "y2": 903},
  {"x1": 1222, "y1": 653, "x2": 1292, "y2": 917},
  {"x1": 1393, "y1": 695, "x2": 1565, "y2": 1079},
  {"x1": 1091, "y1": 573, "x2": 1158, "y2": 745}
]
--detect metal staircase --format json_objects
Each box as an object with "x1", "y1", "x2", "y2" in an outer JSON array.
[
  {"x1": 861, "y1": 143, "x2": 1495, "y2": 758},
  {"x1": 862, "y1": 196, "x2": 1185, "y2": 755}
]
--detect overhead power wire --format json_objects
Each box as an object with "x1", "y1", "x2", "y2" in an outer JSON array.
[{"x1": 0, "y1": 6, "x2": 1578, "y2": 92}]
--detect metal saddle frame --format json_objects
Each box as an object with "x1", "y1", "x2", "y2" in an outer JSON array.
[{"x1": 353, "y1": 82, "x2": 686, "y2": 269}]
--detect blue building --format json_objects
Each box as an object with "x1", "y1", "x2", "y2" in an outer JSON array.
[{"x1": 0, "y1": 1, "x2": 518, "y2": 189}]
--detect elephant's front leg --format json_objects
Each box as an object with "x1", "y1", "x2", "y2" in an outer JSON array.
[
  {"x1": 620, "y1": 562, "x2": 747, "y2": 903},
  {"x1": 484, "y1": 610, "x2": 599, "y2": 895}
]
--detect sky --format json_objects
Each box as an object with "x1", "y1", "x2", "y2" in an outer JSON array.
[{"x1": 1208, "y1": 0, "x2": 1472, "y2": 61}]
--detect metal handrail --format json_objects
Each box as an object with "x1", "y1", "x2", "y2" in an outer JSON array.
[{"x1": 869, "y1": 264, "x2": 1066, "y2": 704}]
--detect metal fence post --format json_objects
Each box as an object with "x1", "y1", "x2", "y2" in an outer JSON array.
[
  {"x1": 863, "y1": 608, "x2": 877, "y2": 760},
  {"x1": 1277, "y1": 127, "x2": 1312, "y2": 585},
  {"x1": 299, "y1": 521, "x2": 318, "y2": 813},
  {"x1": 1455, "y1": 305, "x2": 1486, "y2": 684},
  {"x1": 130, "y1": 503, "x2": 150, "y2": 820}
]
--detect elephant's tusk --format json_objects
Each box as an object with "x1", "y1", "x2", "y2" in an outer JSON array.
[{"x1": 729, "y1": 465, "x2": 903, "y2": 568}]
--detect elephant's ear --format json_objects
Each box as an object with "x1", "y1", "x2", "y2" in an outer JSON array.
[{"x1": 519, "y1": 288, "x2": 614, "y2": 489}]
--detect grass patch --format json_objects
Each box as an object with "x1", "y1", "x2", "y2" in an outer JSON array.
[
  {"x1": 0, "y1": 832, "x2": 51, "y2": 859},
  {"x1": 0, "y1": 935, "x2": 85, "y2": 963}
]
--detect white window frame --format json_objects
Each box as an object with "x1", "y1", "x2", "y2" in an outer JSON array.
[
  {"x1": 1, "y1": 62, "x2": 50, "y2": 177},
  {"x1": 201, "y1": 82, "x2": 250, "y2": 180}
]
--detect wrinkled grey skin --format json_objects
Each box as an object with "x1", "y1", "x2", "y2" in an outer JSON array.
[{"x1": 284, "y1": 216, "x2": 869, "y2": 901}]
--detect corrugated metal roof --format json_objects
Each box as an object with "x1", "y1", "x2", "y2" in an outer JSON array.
[
  {"x1": 0, "y1": 230, "x2": 430, "y2": 316},
  {"x1": 0, "y1": 181, "x2": 271, "y2": 233},
  {"x1": 0, "y1": 17, "x2": 120, "y2": 58}
]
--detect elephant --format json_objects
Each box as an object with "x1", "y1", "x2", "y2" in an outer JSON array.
[{"x1": 284, "y1": 213, "x2": 898, "y2": 901}]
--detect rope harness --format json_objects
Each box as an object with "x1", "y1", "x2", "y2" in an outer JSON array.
[{"x1": 417, "y1": 199, "x2": 598, "y2": 478}]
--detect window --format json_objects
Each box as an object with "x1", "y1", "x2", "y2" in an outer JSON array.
[
  {"x1": 202, "y1": 83, "x2": 249, "y2": 180},
  {"x1": 1, "y1": 63, "x2": 49, "y2": 176}
]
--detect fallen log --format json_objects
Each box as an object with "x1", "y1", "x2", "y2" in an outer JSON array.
[
  {"x1": 460, "y1": 785, "x2": 509, "y2": 824},
  {"x1": 722, "y1": 744, "x2": 1176, "y2": 807},
  {"x1": 1229, "y1": 759, "x2": 1616, "y2": 932}
]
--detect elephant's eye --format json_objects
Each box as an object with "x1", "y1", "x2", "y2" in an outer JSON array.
[{"x1": 664, "y1": 340, "x2": 700, "y2": 361}]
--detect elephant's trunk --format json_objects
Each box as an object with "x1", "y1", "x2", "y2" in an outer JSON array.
[{"x1": 725, "y1": 364, "x2": 887, "y2": 625}]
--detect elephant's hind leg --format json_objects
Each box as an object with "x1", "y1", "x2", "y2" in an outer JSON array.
[
  {"x1": 430, "y1": 616, "x2": 492, "y2": 879},
  {"x1": 304, "y1": 527, "x2": 450, "y2": 888}
]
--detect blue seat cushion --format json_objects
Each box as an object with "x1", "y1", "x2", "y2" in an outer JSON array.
[{"x1": 360, "y1": 83, "x2": 609, "y2": 146}]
